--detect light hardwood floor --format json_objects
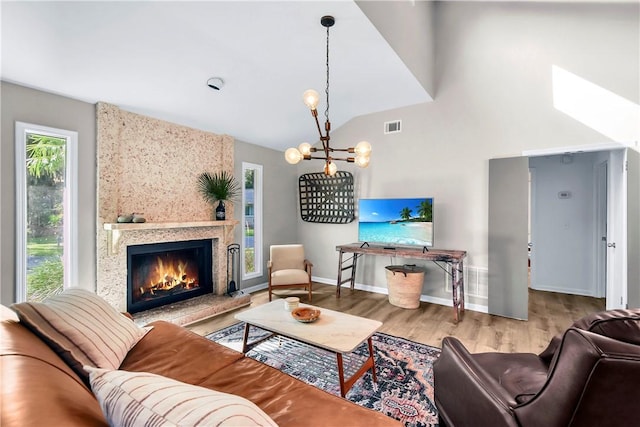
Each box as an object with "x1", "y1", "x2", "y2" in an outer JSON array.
[{"x1": 186, "y1": 283, "x2": 605, "y2": 354}]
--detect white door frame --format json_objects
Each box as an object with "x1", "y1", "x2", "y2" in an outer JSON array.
[
  {"x1": 606, "y1": 149, "x2": 627, "y2": 309},
  {"x1": 595, "y1": 160, "x2": 608, "y2": 298}
]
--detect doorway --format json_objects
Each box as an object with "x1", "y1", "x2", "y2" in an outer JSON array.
[
  {"x1": 489, "y1": 146, "x2": 629, "y2": 320},
  {"x1": 528, "y1": 152, "x2": 606, "y2": 298}
]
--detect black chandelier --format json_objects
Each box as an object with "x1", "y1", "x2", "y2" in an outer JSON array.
[{"x1": 285, "y1": 15, "x2": 371, "y2": 176}]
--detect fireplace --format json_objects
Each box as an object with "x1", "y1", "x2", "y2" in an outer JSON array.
[{"x1": 127, "y1": 239, "x2": 213, "y2": 314}]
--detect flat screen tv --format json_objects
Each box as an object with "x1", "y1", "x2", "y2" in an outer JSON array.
[{"x1": 358, "y1": 198, "x2": 434, "y2": 248}]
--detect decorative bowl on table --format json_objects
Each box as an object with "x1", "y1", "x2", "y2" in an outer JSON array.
[{"x1": 291, "y1": 307, "x2": 321, "y2": 323}]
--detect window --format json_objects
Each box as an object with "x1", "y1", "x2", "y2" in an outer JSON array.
[
  {"x1": 15, "y1": 122, "x2": 78, "y2": 302},
  {"x1": 242, "y1": 162, "x2": 262, "y2": 279}
]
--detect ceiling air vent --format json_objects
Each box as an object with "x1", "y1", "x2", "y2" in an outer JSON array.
[{"x1": 384, "y1": 120, "x2": 402, "y2": 134}]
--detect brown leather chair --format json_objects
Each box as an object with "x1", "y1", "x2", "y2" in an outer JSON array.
[
  {"x1": 267, "y1": 244, "x2": 313, "y2": 302},
  {"x1": 433, "y1": 309, "x2": 640, "y2": 427}
]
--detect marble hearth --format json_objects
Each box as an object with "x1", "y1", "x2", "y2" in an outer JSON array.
[{"x1": 130, "y1": 292, "x2": 250, "y2": 327}]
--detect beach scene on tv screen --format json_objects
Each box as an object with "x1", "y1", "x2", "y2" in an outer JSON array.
[{"x1": 358, "y1": 198, "x2": 434, "y2": 247}]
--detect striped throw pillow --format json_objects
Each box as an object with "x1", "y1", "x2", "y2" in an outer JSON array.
[
  {"x1": 11, "y1": 288, "x2": 150, "y2": 382},
  {"x1": 85, "y1": 367, "x2": 278, "y2": 427}
]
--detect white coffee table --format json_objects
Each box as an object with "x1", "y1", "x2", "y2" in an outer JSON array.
[{"x1": 235, "y1": 300, "x2": 382, "y2": 397}]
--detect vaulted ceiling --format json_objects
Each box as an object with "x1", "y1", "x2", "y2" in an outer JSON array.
[{"x1": 1, "y1": 1, "x2": 431, "y2": 150}]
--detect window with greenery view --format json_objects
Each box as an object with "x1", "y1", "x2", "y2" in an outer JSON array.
[
  {"x1": 15, "y1": 122, "x2": 77, "y2": 302},
  {"x1": 242, "y1": 162, "x2": 262, "y2": 279}
]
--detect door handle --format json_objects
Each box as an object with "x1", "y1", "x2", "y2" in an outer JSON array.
[{"x1": 607, "y1": 243, "x2": 616, "y2": 248}]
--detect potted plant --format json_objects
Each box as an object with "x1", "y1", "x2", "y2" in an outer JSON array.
[{"x1": 197, "y1": 171, "x2": 240, "y2": 220}]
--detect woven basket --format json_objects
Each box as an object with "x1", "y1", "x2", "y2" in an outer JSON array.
[{"x1": 385, "y1": 265, "x2": 425, "y2": 309}]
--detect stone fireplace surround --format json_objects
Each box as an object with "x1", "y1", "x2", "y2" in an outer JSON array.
[{"x1": 96, "y1": 103, "x2": 249, "y2": 322}]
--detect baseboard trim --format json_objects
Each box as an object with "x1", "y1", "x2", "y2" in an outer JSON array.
[{"x1": 312, "y1": 276, "x2": 488, "y2": 314}]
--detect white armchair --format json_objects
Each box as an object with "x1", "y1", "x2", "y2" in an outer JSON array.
[{"x1": 268, "y1": 244, "x2": 313, "y2": 302}]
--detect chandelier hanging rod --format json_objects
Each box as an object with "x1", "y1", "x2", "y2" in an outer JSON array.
[{"x1": 284, "y1": 15, "x2": 372, "y2": 176}]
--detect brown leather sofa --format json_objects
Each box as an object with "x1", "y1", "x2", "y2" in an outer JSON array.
[
  {"x1": 1, "y1": 305, "x2": 401, "y2": 427},
  {"x1": 433, "y1": 309, "x2": 640, "y2": 427}
]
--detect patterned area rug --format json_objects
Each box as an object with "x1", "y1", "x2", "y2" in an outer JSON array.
[{"x1": 206, "y1": 322, "x2": 441, "y2": 427}]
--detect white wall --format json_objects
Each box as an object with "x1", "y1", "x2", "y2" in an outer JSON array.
[{"x1": 295, "y1": 2, "x2": 639, "y2": 310}]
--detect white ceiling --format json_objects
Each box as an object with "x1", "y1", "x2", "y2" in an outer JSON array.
[{"x1": 1, "y1": 1, "x2": 429, "y2": 151}]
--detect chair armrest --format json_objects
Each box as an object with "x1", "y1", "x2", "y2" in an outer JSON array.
[
  {"x1": 434, "y1": 337, "x2": 519, "y2": 426},
  {"x1": 304, "y1": 259, "x2": 313, "y2": 275}
]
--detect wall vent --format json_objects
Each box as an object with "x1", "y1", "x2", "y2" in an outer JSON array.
[
  {"x1": 384, "y1": 120, "x2": 402, "y2": 134},
  {"x1": 445, "y1": 265, "x2": 488, "y2": 300}
]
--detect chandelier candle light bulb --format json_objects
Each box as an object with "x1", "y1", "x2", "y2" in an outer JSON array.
[
  {"x1": 324, "y1": 161, "x2": 338, "y2": 176},
  {"x1": 284, "y1": 15, "x2": 372, "y2": 176},
  {"x1": 303, "y1": 90, "x2": 320, "y2": 110},
  {"x1": 285, "y1": 147, "x2": 303, "y2": 165},
  {"x1": 298, "y1": 142, "x2": 313, "y2": 156}
]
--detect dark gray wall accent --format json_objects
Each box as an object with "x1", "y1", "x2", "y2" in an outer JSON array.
[
  {"x1": 628, "y1": 149, "x2": 640, "y2": 309},
  {"x1": 489, "y1": 157, "x2": 529, "y2": 320},
  {"x1": 1, "y1": 81, "x2": 96, "y2": 305},
  {"x1": 233, "y1": 140, "x2": 299, "y2": 289}
]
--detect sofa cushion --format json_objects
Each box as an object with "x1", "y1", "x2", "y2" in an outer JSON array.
[
  {"x1": 85, "y1": 367, "x2": 278, "y2": 427},
  {"x1": 11, "y1": 288, "x2": 150, "y2": 381},
  {"x1": 1, "y1": 304, "x2": 108, "y2": 427},
  {"x1": 474, "y1": 352, "x2": 549, "y2": 404},
  {"x1": 271, "y1": 268, "x2": 310, "y2": 285},
  {"x1": 120, "y1": 320, "x2": 245, "y2": 382},
  {"x1": 122, "y1": 321, "x2": 401, "y2": 426}
]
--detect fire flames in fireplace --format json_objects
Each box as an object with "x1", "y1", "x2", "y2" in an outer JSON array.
[
  {"x1": 135, "y1": 257, "x2": 200, "y2": 302},
  {"x1": 127, "y1": 239, "x2": 213, "y2": 314}
]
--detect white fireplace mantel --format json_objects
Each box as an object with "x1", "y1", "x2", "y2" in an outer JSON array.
[{"x1": 103, "y1": 220, "x2": 238, "y2": 254}]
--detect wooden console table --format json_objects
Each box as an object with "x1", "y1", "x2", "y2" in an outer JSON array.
[{"x1": 336, "y1": 243, "x2": 467, "y2": 323}]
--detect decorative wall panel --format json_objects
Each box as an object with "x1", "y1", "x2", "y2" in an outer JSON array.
[{"x1": 298, "y1": 171, "x2": 355, "y2": 223}]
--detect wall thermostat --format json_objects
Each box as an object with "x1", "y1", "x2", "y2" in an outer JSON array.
[{"x1": 558, "y1": 191, "x2": 572, "y2": 199}]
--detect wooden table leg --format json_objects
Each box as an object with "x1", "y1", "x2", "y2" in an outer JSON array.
[
  {"x1": 350, "y1": 253, "x2": 358, "y2": 291},
  {"x1": 336, "y1": 249, "x2": 344, "y2": 298},
  {"x1": 451, "y1": 260, "x2": 465, "y2": 323},
  {"x1": 241, "y1": 323, "x2": 251, "y2": 353},
  {"x1": 459, "y1": 259, "x2": 465, "y2": 316},
  {"x1": 336, "y1": 353, "x2": 347, "y2": 397},
  {"x1": 367, "y1": 337, "x2": 377, "y2": 383},
  {"x1": 336, "y1": 337, "x2": 377, "y2": 398},
  {"x1": 241, "y1": 323, "x2": 274, "y2": 353}
]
